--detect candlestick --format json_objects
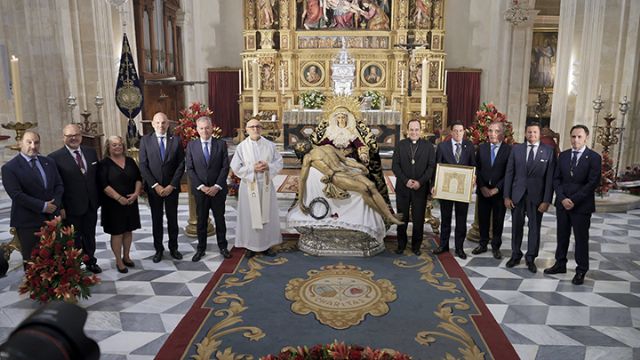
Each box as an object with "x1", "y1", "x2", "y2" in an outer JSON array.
[
  {"x1": 420, "y1": 58, "x2": 428, "y2": 117},
  {"x1": 10, "y1": 55, "x2": 23, "y2": 123},
  {"x1": 252, "y1": 59, "x2": 259, "y2": 115}
]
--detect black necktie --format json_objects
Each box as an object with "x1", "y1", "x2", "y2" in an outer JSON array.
[{"x1": 527, "y1": 145, "x2": 535, "y2": 168}]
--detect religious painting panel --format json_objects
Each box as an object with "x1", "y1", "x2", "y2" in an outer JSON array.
[
  {"x1": 300, "y1": 61, "x2": 325, "y2": 87},
  {"x1": 297, "y1": 35, "x2": 389, "y2": 49},
  {"x1": 296, "y1": 0, "x2": 393, "y2": 30},
  {"x1": 529, "y1": 28, "x2": 558, "y2": 89},
  {"x1": 361, "y1": 62, "x2": 385, "y2": 87}
]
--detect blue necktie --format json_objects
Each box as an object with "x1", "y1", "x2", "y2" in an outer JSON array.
[
  {"x1": 570, "y1": 151, "x2": 579, "y2": 175},
  {"x1": 203, "y1": 142, "x2": 210, "y2": 164},
  {"x1": 490, "y1": 144, "x2": 497, "y2": 166},
  {"x1": 159, "y1": 136, "x2": 165, "y2": 161},
  {"x1": 30, "y1": 158, "x2": 45, "y2": 186},
  {"x1": 527, "y1": 144, "x2": 535, "y2": 168}
]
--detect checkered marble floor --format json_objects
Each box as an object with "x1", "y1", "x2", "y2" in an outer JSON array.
[{"x1": 0, "y1": 176, "x2": 638, "y2": 360}]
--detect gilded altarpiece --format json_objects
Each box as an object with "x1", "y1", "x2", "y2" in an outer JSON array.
[{"x1": 240, "y1": 0, "x2": 448, "y2": 143}]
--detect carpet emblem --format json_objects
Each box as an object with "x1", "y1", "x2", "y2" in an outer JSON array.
[{"x1": 285, "y1": 263, "x2": 397, "y2": 329}]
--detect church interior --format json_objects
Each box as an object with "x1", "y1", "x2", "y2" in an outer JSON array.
[{"x1": 0, "y1": 0, "x2": 639, "y2": 359}]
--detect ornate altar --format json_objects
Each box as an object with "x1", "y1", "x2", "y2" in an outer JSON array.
[{"x1": 239, "y1": 0, "x2": 448, "y2": 139}]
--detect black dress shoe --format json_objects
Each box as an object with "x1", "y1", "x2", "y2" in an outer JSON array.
[
  {"x1": 412, "y1": 248, "x2": 422, "y2": 256},
  {"x1": 192, "y1": 250, "x2": 205, "y2": 262},
  {"x1": 572, "y1": 272, "x2": 586, "y2": 285},
  {"x1": 394, "y1": 248, "x2": 405, "y2": 255},
  {"x1": 492, "y1": 249, "x2": 502, "y2": 260},
  {"x1": 170, "y1": 250, "x2": 183, "y2": 260},
  {"x1": 544, "y1": 263, "x2": 567, "y2": 275},
  {"x1": 246, "y1": 250, "x2": 256, "y2": 258},
  {"x1": 152, "y1": 251, "x2": 163, "y2": 263},
  {"x1": 506, "y1": 257, "x2": 521, "y2": 268},
  {"x1": 432, "y1": 246, "x2": 450, "y2": 255},
  {"x1": 220, "y1": 248, "x2": 232, "y2": 259},
  {"x1": 116, "y1": 265, "x2": 128, "y2": 274},
  {"x1": 526, "y1": 261, "x2": 537, "y2": 273},
  {"x1": 262, "y1": 248, "x2": 276, "y2": 257},
  {"x1": 455, "y1": 249, "x2": 467, "y2": 259},
  {"x1": 86, "y1": 264, "x2": 102, "y2": 274},
  {"x1": 471, "y1": 245, "x2": 488, "y2": 255}
]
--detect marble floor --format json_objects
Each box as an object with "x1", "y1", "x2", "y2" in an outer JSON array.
[{"x1": 0, "y1": 176, "x2": 638, "y2": 360}]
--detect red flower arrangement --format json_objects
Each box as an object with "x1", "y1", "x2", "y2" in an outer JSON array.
[
  {"x1": 228, "y1": 171, "x2": 241, "y2": 197},
  {"x1": 260, "y1": 341, "x2": 411, "y2": 360},
  {"x1": 19, "y1": 217, "x2": 100, "y2": 304},
  {"x1": 596, "y1": 151, "x2": 615, "y2": 196},
  {"x1": 174, "y1": 102, "x2": 222, "y2": 148},
  {"x1": 465, "y1": 102, "x2": 514, "y2": 145}
]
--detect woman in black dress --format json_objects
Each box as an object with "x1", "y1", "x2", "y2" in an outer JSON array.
[{"x1": 98, "y1": 136, "x2": 142, "y2": 273}]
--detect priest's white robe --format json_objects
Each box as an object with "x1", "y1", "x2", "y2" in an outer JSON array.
[{"x1": 230, "y1": 137, "x2": 283, "y2": 251}]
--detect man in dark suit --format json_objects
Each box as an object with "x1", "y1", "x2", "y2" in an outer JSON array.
[
  {"x1": 185, "y1": 116, "x2": 231, "y2": 261},
  {"x1": 504, "y1": 122, "x2": 555, "y2": 273},
  {"x1": 392, "y1": 119, "x2": 436, "y2": 256},
  {"x1": 472, "y1": 122, "x2": 511, "y2": 260},
  {"x1": 139, "y1": 112, "x2": 185, "y2": 263},
  {"x1": 2, "y1": 131, "x2": 63, "y2": 267},
  {"x1": 49, "y1": 124, "x2": 102, "y2": 273},
  {"x1": 544, "y1": 125, "x2": 601, "y2": 285},
  {"x1": 433, "y1": 121, "x2": 476, "y2": 259}
]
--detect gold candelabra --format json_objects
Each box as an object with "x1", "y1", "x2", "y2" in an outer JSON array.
[
  {"x1": 1, "y1": 121, "x2": 38, "y2": 150},
  {"x1": 596, "y1": 114, "x2": 622, "y2": 154}
]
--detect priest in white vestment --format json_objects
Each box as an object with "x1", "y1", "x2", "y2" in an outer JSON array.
[{"x1": 230, "y1": 119, "x2": 284, "y2": 258}]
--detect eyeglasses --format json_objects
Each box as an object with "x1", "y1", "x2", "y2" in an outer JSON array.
[
  {"x1": 247, "y1": 125, "x2": 263, "y2": 129},
  {"x1": 64, "y1": 134, "x2": 81, "y2": 138}
]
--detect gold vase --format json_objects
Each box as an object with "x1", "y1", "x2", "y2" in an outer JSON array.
[{"x1": 184, "y1": 177, "x2": 215, "y2": 238}]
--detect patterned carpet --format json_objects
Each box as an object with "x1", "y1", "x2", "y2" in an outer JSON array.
[{"x1": 0, "y1": 175, "x2": 638, "y2": 359}]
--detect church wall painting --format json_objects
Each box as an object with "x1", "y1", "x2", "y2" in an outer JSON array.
[
  {"x1": 296, "y1": 0, "x2": 392, "y2": 30},
  {"x1": 529, "y1": 28, "x2": 558, "y2": 89},
  {"x1": 301, "y1": 61, "x2": 325, "y2": 87},
  {"x1": 361, "y1": 62, "x2": 385, "y2": 87}
]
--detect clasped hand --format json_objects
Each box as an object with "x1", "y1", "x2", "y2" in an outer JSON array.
[
  {"x1": 254, "y1": 160, "x2": 269, "y2": 173},
  {"x1": 406, "y1": 179, "x2": 421, "y2": 190}
]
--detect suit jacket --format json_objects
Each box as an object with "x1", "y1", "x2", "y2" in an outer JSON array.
[
  {"x1": 185, "y1": 138, "x2": 229, "y2": 195},
  {"x1": 436, "y1": 139, "x2": 476, "y2": 168},
  {"x1": 504, "y1": 142, "x2": 555, "y2": 205},
  {"x1": 49, "y1": 145, "x2": 100, "y2": 216},
  {"x1": 139, "y1": 133, "x2": 185, "y2": 189},
  {"x1": 553, "y1": 147, "x2": 601, "y2": 214},
  {"x1": 392, "y1": 138, "x2": 436, "y2": 196},
  {"x1": 2, "y1": 154, "x2": 64, "y2": 227},
  {"x1": 476, "y1": 142, "x2": 511, "y2": 194}
]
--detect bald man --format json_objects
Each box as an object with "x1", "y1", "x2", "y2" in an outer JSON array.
[
  {"x1": 3, "y1": 131, "x2": 64, "y2": 267},
  {"x1": 49, "y1": 124, "x2": 102, "y2": 273},
  {"x1": 139, "y1": 112, "x2": 186, "y2": 262}
]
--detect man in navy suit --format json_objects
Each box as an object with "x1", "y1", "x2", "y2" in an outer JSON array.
[
  {"x1": 392, "y1": 119, "x2": 436, "y2": 256},
  {"x1": 544, "y1": 125, "x2": 601, "y2": 285},
  {"x1": 185, "y1": 116, "x2": 231, "y2": 261},
  {"x1": 504, "y1": 122, "x2": 555, "y2": 273},
  {"x1": 49, "y1": 124, "x2": 102, "y2": 273},
  {"x1": 2, "y1": 131, "x2": 63, "y2": 266},
  {"x1": 433, "y1": 121, "x2": 476, "y2": 259},
  {"x1": 472, "y1": 122, "x2": 511, "y2": 259},
  {"x1": 139, "y1": 112, "x2": 185, "y2": 263}
]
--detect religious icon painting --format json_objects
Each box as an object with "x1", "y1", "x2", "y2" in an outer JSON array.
[
  {"x1": 361, "y1": 63, "x2": 384, "y2": 87},
  {"x1": 529, "y1": 28, "x2": 558, "y2": 89},
  {"x1": 301, "y1": 62, "x2": 324, "y2": 87}
]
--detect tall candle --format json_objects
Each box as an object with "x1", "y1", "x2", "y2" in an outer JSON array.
[
  {"x1": 420, "y1": 58, "x2": 428, "y2": 117},
  {"x1": 444, "y1": 69, "x2": 448, "y2": 94},
  {"x1": 598, "y1": 85, "x2": 602, "y2": 97},
  {"x1": 400, "y1": 69, "x2": 405, "y2": 96},
  {"x1": 280, "y1": 66, "x2": 285, "y2": 95},
  {"x1": 238, "y1": 69, "x2": 242, "y2": 95},
  {"x1": 252, "y1": 60, "x2": 259, "y2": 115},
  {"x1": 10, "y1": 55, "x2": 23, "y2": 123}
]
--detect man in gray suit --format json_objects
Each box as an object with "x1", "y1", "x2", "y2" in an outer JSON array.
[{"x1": 504, "y1": 122, "x2": 556, "y2": 273}]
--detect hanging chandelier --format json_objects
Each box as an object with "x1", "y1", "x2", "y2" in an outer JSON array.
[{"x1": 504, "y1": 0, "x2": 529, "y2": 26}]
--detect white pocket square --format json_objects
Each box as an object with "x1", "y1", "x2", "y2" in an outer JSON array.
[
  {"x1": 540, "y1": 159, "x2": 546, "y2": 162},
  {"x1": 91, "y1": 161, "x2": 97, "y2": 165}
]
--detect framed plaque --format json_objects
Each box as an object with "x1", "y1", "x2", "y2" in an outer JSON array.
[{"x1": 433, "y1": 163, "x2": 475, "y2": 203}]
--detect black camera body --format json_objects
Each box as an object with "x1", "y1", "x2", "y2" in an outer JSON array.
[{"x1": 0, "y1": 302, "x2": 99, "y2": 360}]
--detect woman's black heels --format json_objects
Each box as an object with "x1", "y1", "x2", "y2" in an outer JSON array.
[{"x1": 122, "y1": 258, "x2": 135, "y2": 267}]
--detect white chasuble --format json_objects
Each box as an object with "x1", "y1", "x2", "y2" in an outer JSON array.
[{"x1": 230, "y1": 137, "x2": 283, "y2": 251}]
